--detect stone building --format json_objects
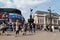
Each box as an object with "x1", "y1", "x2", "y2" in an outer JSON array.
[
  {"x1": 58, "y1": 16, "x2": 60, "y2": 26},
  {"x1": 33, "y1": 11, "x2": 59, "y2": 28}
]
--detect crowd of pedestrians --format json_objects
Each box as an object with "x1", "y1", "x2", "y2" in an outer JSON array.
[
  {"x1": 0, "y1": 19, "x2": 36, "y2": 36},
  {"x1": 0, "y1": 19, "x2": 60, "y2": 36}
]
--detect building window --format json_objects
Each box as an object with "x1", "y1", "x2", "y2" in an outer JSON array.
[
  {"x1": 58, "y1": 20, "x2": 60, "y2": 26},
  {"x1": 39, "y1": 17, "x2": 44, "y2": 24},
  {"x1": 54, "y1": 19, "x2": 57, "y2": 24},
  {"x1": 47, "y1": 18, "x2": 50, "y2": 25}
]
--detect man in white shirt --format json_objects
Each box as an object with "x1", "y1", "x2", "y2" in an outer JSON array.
[{"x1": 51, "y1": 25, "x2": 54, "y2": 32}]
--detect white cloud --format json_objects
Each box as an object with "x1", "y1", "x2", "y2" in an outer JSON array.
[
  {"x1": 0, "y1": 0, "x2": 51, "y2": 8},
  {"x1": 13, "y1": 0, "x2": 50, "y2": 8},
  {"x1": 0, "y1": 0, "x2": 14, "y2": 8}
]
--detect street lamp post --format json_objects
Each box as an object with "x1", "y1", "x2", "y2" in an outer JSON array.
[
  {"x1": 30, "y1": 8, "x2": 33, "y2": 18},
  {"x1": 28, "y1": 8, "x2": 34, "y2": 32},
  {"x1": 28, "y1": 8, "x2": 34, "y2": 24},
  {"x1": 48, "y1": 7, "x2": 52, "y2": 32}
]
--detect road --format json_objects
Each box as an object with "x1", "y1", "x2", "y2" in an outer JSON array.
[{"x1": 0, "y1": 30, "x2": 60, "y2": 40}]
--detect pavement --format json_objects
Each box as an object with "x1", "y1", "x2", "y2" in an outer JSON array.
[{"x1": 0, "y1": 30, "x2": 60, "y2": 40}]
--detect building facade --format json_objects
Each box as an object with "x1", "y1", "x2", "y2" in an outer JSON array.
[{"x1": 33, "y1": 11, "x2": 59, "y2": 28}]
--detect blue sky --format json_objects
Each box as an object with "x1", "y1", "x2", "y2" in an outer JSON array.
[{"x1": 0, "y1": 0, "x2": 60, "y2": 21}]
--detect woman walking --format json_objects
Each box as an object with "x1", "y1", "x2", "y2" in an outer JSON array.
[{"x1": 15, "y1": 19, "x2": 20, "y2": 36}]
